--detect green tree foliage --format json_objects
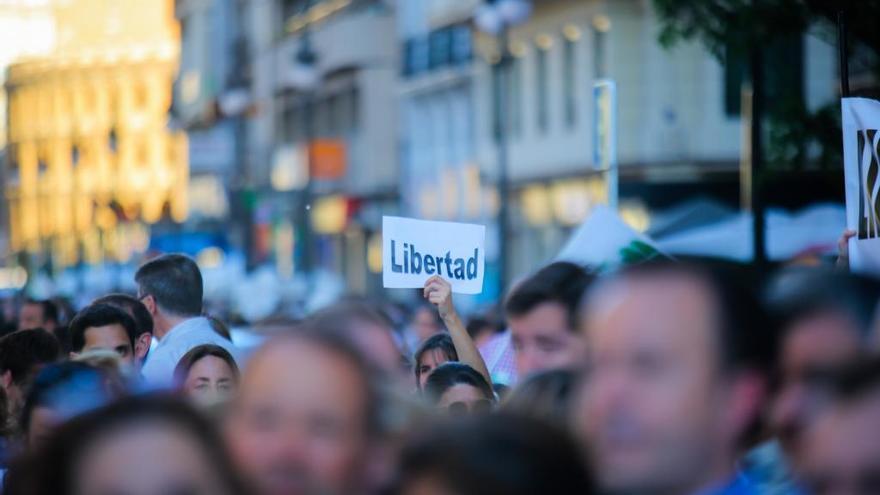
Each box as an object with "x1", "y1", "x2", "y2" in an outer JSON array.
[{"x1": 652, "y1": 0, "x2": 880, "y2": 170}]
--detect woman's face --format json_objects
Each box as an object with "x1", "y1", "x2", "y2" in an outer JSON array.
[
  {"x1": 74, "y1": 421, "x2": 233, "y2": 495},
  {"x1": 436, "y1": 384, "x2": 492, "y2": 416},
  {"x1": 417, "y1": 350, "x2": 449, "y2": 389},
  {"x1": 184, "y1": 356, "x2": 238, "y2": 407}
]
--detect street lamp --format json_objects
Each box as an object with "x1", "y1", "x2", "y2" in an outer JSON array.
[
  {"x1": 475, "y1": 0, "x2": 531, "y2": 296},
  {"x1": 284, "y1": 29, "x2": 320, "y2": 279}
]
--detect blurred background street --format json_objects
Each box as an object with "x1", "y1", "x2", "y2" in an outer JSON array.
[{"x1": 0, "y1": 0, "x2": 873, "y2": 323}]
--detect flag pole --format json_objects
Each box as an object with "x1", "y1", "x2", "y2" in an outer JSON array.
[{"x1": 838, "y1": 9, "x2": 850, "y2": 97}]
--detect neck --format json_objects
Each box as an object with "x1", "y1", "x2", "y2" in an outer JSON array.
[{"x1": 153, "y1": 313, "x2": 196, "y2": 340}]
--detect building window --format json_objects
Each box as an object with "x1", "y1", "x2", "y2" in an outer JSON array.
[
  {"x1": 535, "y1": 44, "x2": 549, "y2": 134},
  {"x1": 562, "y1": 34, "x2": 577, "y2": 129}
]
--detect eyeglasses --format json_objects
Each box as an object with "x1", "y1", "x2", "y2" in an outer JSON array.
[{"x1": 446, "y1": 399, "x2": 493, "y2": 417}]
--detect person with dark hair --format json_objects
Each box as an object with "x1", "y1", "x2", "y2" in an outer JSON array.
[
  {"x1": 405, "y1": 305, "x2": 443, "y2": 352},
  {"x1": 135, "y1": 253, "x2": 239, "y2": 387},
  {"x1": 68, "y1": 304, "x2": 138, "y2": 369},
  {"x1": 504, "y1": 261, "x2": 594, "y2": 378},
  {"x1": 414, "y1": 333, "x2": 458, "y2": 390},
  {"x1": 0, "y1": 329, "x2": 61, "y2": 425},
  {"x1": 423, "y1": 363, "x2": 494, "y2": 416},
  {"x1": 17, "y1": 299, "x2": 58, "y2": 333},
  {"x1": 226, "y1": 329, "x2": 385, "y2": 495},
  {"x1": 19, "y1": 361, "x2": 121, "y2": 449},
  {"x1": 502, "y1": 368, "x2": 578, "y2": 425},
  {"x1": 4, "y1": 395, "x2": 248, "y2": 495},
  {"x1": 173, "y1": 344, "x2": 239, "y2": 408},
  {"x1": 799, "y1": 357, "x2": 880, "y2": 495},
  {"x1": 575, "y1": 261, "x2": 773, "y2": 495},
  {"x1": 763, "y1": 268, "x2": 880, "y2": 459},
  {"x1": 92, "y1": 293, "x2": 154, "y2": 363},
  {"x1": 394, "y1": 414, "x2": 593, "y2": 495},
  {"x1": 465, "y1": 316, "x2": 498, "y2": 349}
]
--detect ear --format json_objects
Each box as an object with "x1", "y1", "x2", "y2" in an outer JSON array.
[
  {"x1": 135, "y1": 333, "x2": 152, "y2": 361},
  {"x1": 142, "y1": 294, "x2": 158, "y2": 316},
  {"x1": 1, "y1": 370, "x2": 12, "y2": 392},
  {"x1": 723, "y1": 371, "x2": 767, "y2": 442}
]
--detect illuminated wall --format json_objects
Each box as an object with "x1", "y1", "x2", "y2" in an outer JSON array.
[{"x1": 4, "y1": 0, "x2": 186, "y2": 267}]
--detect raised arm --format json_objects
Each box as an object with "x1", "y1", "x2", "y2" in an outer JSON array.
[{"x1": 423, "y1": 275, "x2": 492, "y2": 387}]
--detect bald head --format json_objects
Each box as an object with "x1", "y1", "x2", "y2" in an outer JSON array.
[{"x1": 226, "y1": 332, "x2": 378, "y2": 495}]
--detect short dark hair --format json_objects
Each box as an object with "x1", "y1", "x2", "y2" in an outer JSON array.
[
  {"x1": 134, "y1": 254, "x2": 203, "y2": 317},
  {"x1": 501, "y1": 368, "x2": 578, "y2": 424},
  {"x1": 505, "y1": 262, "x2": 594, "y2": 330},
  {"x1": 764, "y1": 268, "x2": 880, "y2": 343},
  {"x1": 92, "y1": 293, "x2": 154, "y2": 337},
  {"x1": 68, "y1": 304, "x2": 138, "y2": 354},
  {"x1": 173, "y1": 344, "x2": 240, "y2": 388},
  {"x1": 5, "y1": 395, "x2": 249, "y2": 495},
  {"x1": 423, "y1": 362, "x2": 494, "y2": 406},
  {"x1": 22, "y1": 299, "x2": 58, "y2": 326},
  {"x1": 396, "y1": 413, "x2": 593, "y2": 495},
  {"x1": 414, "y1": 333, "x2": 458, "y2": 386},
  {"x1": 0, "y1": 329, "x2": 61, "y2": 386}
]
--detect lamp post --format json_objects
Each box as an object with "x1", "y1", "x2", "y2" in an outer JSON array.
[
  {"x1": 220, "y1": 27, "x2": 253, "y2": 271},
  {"x1": 475, "y1": 0, "x2": 531, "y2": 295},
  {"x1": 286, "y1": 25, "x2": 320, "y2": 278}
]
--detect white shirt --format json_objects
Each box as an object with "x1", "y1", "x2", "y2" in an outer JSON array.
[{"x1": 141, "y1": 316, "x2": 241, "y2": 389}]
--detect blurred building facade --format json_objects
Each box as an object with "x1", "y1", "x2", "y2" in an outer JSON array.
[
  {"x1": 4, "y1": 0, "x2": 186, "y2": 271},
  {"x1": 399, "y1": 0, "x2": 839, "y2": 282},
  {"x1": 173, "y1": 0, "x2": 250, "y2": 262},
  {"x1": 243, "y1": 0, "x2": 397, "y2": 292}
]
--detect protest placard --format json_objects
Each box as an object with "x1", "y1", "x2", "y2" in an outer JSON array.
[
  {"x1": 842, "y1": 97, "x2": 880, "y2": 274},
  {"x1": 382, "y1": 216, "x2": 486, "y2": 294}
]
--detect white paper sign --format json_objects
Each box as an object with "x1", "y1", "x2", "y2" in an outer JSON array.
[
  {"x1": 842, "y1": 97, "x2": 880, "y2": 273},
  {"x1": 383, "y1": 216, "x2": 486, "y2": 294}
]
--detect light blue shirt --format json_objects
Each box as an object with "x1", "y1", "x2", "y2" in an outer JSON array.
[{"x1": 141, "y1": 316, "x2": 241, "y2": 389}]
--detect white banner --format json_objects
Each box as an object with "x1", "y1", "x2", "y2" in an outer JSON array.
[
  {"x1": 382, "y1": 216, "x2": 486, "y2": 294},
  {"x1": 842, "y1": 97, "x2": 880, "y2": 273}
]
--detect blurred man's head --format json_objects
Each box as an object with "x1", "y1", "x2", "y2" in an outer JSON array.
[
  {"x1": 410, "y1": 305, "x2": 442, "y2": 344},
  {"x1": 92, "y1": 293, "x2": 154, "y2": 363},
  {"x1": 765, "y1": 269, "x2": 880, "y2": 458},
  {"x1": 226, "y1": 330, "x2": 382, "y2": 495},
  {"x1": 18, "y1": 299, "x2": 58, "y2": 332},
  {"x1": 505, "y1": 262, "x2": 593, "y2": 377},
  {"x1": 576, "y1": 262, "x2": 771, "y2": 495},
  {"x1": 135, "y1": 254, "x2": 203, "y2": 337},
  {"x1": 305, "y1": 300, "x2": 407, "y2": 383},
  {"x1": 0, "y1": 329, "x2": 61, "y2": 420},
  {"x1": 800, "y1": 358, "x2": 880, "y2": 495},
  {"x1": 69, "y1": 304, "x2": 138, "y2": 369}
]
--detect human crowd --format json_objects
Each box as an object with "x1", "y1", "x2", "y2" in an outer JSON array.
[{"x1": 0, "y1": 248, "x2": 876, "y2": 495}]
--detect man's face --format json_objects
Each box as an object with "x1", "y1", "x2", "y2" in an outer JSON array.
[
  {"x1": 577, "y1": 275, "x2": 739, "y2": 495},
  {"x1": 18, "y1": 303, "x2": 45, "y2": 331},
  {"x1": 510, "y1": 302, "x2": 583, "y2": 377},
  {"x1": 801, "y1": 394, "x2": 880, "y2": 495},
  {"x1": 772, "y1": 311, "x2": 861, "y2": 458},
  {"x1": 226, "y1": 339, "x2": 370, "y2": 495},
  {"x1": 80, "y1": 324, "x2": 135, "y2": 367}
]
